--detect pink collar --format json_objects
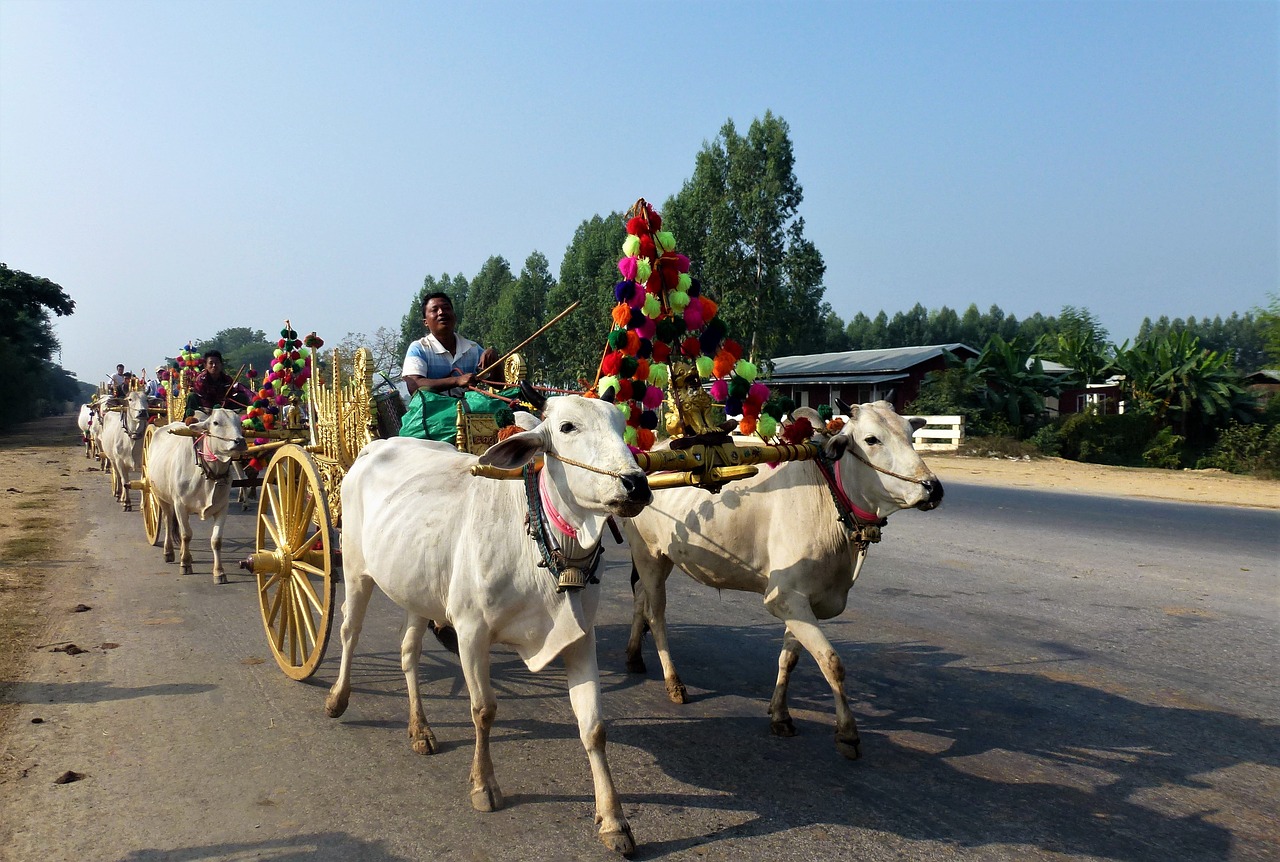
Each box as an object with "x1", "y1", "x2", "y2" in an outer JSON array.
[
  {"x1": 198, "y1": 434, "x2": 220, "y2": 462},
  {"x1": 833, "y1": 457, "x2": 881, "y2": 523},
  {"x1": 539, "y1": 468, "x2": 578, "y2": 540}
]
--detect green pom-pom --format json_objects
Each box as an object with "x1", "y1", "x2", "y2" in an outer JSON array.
[
  {"x1": 622, "y1": 235, "x2": 640, "y2": 257},
  {"x1": 677, "y1": 273, "x2": 692, "y2": 292},
  {"x1": 642, "y1": 294, "x2": 662, "y2": 319},
  {"x1": 734, "y1": 360, "x2": 758, "y2": 382},
  {"x1": 280, "y1": 328, "x2": 289, "y2": 338},
  {"x1": 757, "y1": 414, "x2": 777, "y2": 438},
  {"x1": 695, "y1": 355, "x2": 714, "y2": 378},
  {"x1": 655, "y1": 231, "x2": 676, "y2": 253},
  {"x1": 669, "y1": 290, "x2": 690, "y2": 312},
  {"x1": 817, "y1": 404, "x2": 833, "y2": 421},
  {"x1": 273, "y1": 348, "x2": 283, "y2": 358},
  {"x1": 242, "y1": 418, "x2": 253, "y2": 428},
  {"x1": 494, "y1": 407, "x2": 515, "y2": 428},
  {"x1": 619, "y1": 356, "x2": 638, "y2": 378},
  {"x1": 608, "y1": 330, "x2": 626, "y2": 349},
  {"x1": 598, "y1": 375, "x2": 620, "y2": 398},
  {"x1": 623, "y1": 425, "x2": 638, "y2": 446},
  {"x1": 648, "y1": 363, "x2": 669, "y2": 389},
  {"x1": 273, "y1": 362, "x2": 284, "y2": 373},
  {"x1": 763, "y1": 396, "x2": 797, "y2": 421},
  {"x1": 636, "y1": 258, "x2": 652, "y2": 283},
  {"x1": 729, "y1": 377, "x2": 751, "y2": 398},
  {"x1": 617, "y1": 403, "x2": 631, "y2": 420}
]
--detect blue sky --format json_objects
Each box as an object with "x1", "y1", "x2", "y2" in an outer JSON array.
[{"x1": 1, "y1": 1, "x2": 1275, "y2": 384}]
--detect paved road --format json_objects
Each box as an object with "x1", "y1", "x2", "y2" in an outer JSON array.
[{"x1": 2, "y1": 468, "x2": 1277, "y2": 862}]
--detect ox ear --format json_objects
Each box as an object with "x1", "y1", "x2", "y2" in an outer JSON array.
[
  {"x1": 822, "y1": 429, "x2": 850, "y2": 460},
  {"x1": 512, "y1": 410, "x2": 542, "y2": 432},
  {"x1": 477, "y1": 424, "x2": 549, "y2": 470}
]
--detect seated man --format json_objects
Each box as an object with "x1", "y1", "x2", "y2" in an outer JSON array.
[
  {"x1": 399, "y1": 292, "x2": 501, "y2": 442},
  {"x1": 184, "y1": 350, "x2": 254, "y2": 424},
  {"x1": 109, "y1": 364, "x2": 129, "y2": 397}
]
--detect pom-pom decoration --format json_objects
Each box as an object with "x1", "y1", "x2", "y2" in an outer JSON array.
[{"x1": 588, "y1": 197, "x2": 769, "y2": 451}]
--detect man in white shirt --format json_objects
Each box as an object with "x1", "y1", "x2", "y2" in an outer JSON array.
[
  {"x1": 401, "y1": 293, "x2": 499, "y2": 395},
  {"x1": 109, "y1": 364, "x2": 129, "y2": 397}
]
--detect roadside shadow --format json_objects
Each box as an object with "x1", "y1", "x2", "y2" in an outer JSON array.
[
  {"x1": 596, "y1": 621, "x2": 1277, "y2": 861},
  {"x1": 0, "y1": 680, "x2": 217, "y2": 705},
  {"x1": 118, "y1": 831, "x2": 411, "y2": 861}
]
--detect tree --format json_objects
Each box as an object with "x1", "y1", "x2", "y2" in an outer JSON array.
[
  {"x1": 543, "y1": 213, "x2": 626, "y2": 387},
  {"x1": 1041, "y1": 305, "x2": 1112, "y2": 386},
  {"x1": 948, "y1": 335, "x2": 1061, "y2": 436},
  {"x1": 1257, "y1": 293, "x2": 1280, "y2": 367},
  {"x1": 464, "y1": 256, "x2": 517, "y2": 351},
  {"x1": 397, "y1": 273, "x2": 470, "y2": 361},
  {"x1": 0, "y1": 263, "x2": 81, "y2": 428},
  {"x1": 490, "y1": 251, "x2": 554, "y2": 378},
  {"x1": 663, "y1": 112, "x2": 826, "y2": 362},
  {"x1": 195, "y1": 327, "x2": 275, "y2": 378}
]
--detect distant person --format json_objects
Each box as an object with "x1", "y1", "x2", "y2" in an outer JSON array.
[
  {"x1": 184, "y1": 350, "x2": 253, "y2": 424},
  {"x1": 401, "y1": 292, "x2": 499, "y2": 395},
  {"x1": 109, "y1": 364, "x2": 128, "y2": 397}
]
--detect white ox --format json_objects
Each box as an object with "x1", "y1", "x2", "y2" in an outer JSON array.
[
  {"x1": 98, "y1": 391, "x2": 150, "y2": 511},
  {"x1": 622, "y1": 401, "x2": 944, "y2": 760},
  {"x1": 146, "y1": 408, "x2": 247, "y2": 583},
  {"x1": 327, "y1": 396, "x2": 651, "y2": 856},
  {"x1": 76, "y1": 403, "x2": 97, "y2": 458}
]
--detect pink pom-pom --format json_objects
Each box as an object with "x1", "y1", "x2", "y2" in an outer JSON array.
[
  {"x1": 642, "y1": 386, "x2": 664, "y2": 410},
  {"x1": 628, "y1": 286, "x2": 646, "y2": 309},
  {"x1": 275, "y1": 395, "x2": 289, "y2": 406},
  {"x1": 618, "y1": 257, "x2": 638, "y2": 281},
  {"x1": 710, "y1": 379, "x2": 729, "y2": 401},
  {"x1": 675, "y1": 253, "x2": 690, "y2": 273},
  {"x1": 748, "y1": 382, "x2": 770, "y2": 403},
  {"x1": 637, "y1": 317, "x2": 657, "y2": 339},
  {"x1": 683, "y1": 300, "x2": 704, "y2": 329}
]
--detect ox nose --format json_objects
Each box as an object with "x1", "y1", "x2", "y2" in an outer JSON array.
[
  {"x1": 233, "y1": 439, "x2": 248, "y2": 453},
  {"x1": 621, "y1": 472, "x2": 651, "y2": 505},
  {"x1": 916, "y1": 479, "x2": 944, "y2": 510}
]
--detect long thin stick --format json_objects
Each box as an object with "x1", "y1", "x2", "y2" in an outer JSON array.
[{"x1": 476, "y1": 301, "x2": 581, "y2": 380}]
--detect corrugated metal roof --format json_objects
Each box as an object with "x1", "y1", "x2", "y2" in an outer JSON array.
[
  {"x1": 766, "y1": 343, "x2": 977, "y2": 378},
  {"x1": 765, "y1": 373, "x2": 908, "y2": 386}
]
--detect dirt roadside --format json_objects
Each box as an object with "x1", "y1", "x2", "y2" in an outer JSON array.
[{"x1": 1, "y1": 415, "x2": 1277, "y2": 743}]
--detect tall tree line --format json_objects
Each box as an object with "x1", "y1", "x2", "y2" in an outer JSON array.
[{"x1": 0, "y1": 263, "x2": 89, "y2": 429}]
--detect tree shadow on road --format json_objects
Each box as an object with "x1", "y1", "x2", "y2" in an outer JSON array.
[
  {"x1": 0, "y1": 679, "x2": 216, "y2": 705},
  {"x1": 119, "y1": 831, "x2": 412, "y2": 861}
]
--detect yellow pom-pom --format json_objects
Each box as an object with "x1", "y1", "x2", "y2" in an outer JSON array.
[
  {"x1": 642, "y1": 294, "x2": 662, "y2": 319},
  {"x1": 622, "y1": 235, "x2": 640, "y2": 257},
  {"x1": 734, "y1": 360, "x2": 758, "y2": 382},
  {"x1": 655, "y1": 231, "x2": 676, "y2": 253},
  {"x1": 648, "y1": 363, "x2": 669, "y2": 389},
  {"x1": 669, "y1": 290, "x2": 690, "y2": 312},
  {"x1": 636, "y1": 258, "x2": 652, "y2": 283},
  {"x1": 598, "y1": 375, "x2": 620, "y2": 398}
]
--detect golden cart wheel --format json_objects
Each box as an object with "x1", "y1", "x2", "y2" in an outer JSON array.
[
  {"x1": 251, "y1": 444, "x2": 335, "y2": 680},
  {"x1": 141, "y1": 425, "x2": 161, "y2": 546}
]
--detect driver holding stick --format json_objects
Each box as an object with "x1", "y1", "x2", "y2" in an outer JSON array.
[{"x1": 401, "y1": 293, "x2": 500, "y2": 395}]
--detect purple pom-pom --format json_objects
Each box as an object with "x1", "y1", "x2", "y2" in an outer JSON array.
[
  {"x1": 614, "y1": 281, "x2": 635, "y2": 303},
  {"x1": 688, "y1": 278, "x2": 701, "y2": 297},
  {"x1": 642, "y1": 386, "x2": 663, "y2": 409},
  {"x1": 636, "y1": 338, "x2": 653, "y2": 359},
  {"x1": 699, "y1": 327, "x2": 724, "y2": 356},
  {"x1": 639, "y1": 410, "x2": 659, "y2": 430},
  {"x1": 725, "y1": 396, "x2": 743, "y2": 416}
]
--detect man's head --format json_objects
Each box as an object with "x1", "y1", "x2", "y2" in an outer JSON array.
[
  {"x1": 116, "y1": 364, "x2": 125, "y2": 374},
  {"x1": 203, "y1": 350, "x2": 225, "y2": 377},
  {"x1": 422, "y1": 292, "x2": 457, "y2": 339}
]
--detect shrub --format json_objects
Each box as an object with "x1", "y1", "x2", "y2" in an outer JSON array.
[
  {"x1": 957, "y1": 435, "x2": 1042, "y2": 459},
  {"x1": 1142, "y1": 427, "x2": 1185, "y2": 469},
  {"x1": 1196, "y1": 421, "x2": 1280, "y2": 478},
  {"x1": 1057, "y1": 411, "x2": 1157, "y2": 466},
  {"x1": 1027, "y1": 424, "x2": 1062, "y2": 457}
]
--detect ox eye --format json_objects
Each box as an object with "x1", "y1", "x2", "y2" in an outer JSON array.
[
  {"x1": 559, "y1": 422, "x2": 577, "y2": 434},
  {"x1": 864, "y1": 436, "x2": 880, "y2": 446}
]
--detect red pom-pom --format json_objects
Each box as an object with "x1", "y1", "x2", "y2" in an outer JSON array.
[
  {"x1": 639, "y1": 235, "x2": 656, "y2": 258},
  {"x1": 723, "y1": 339, "x2": 743, "y2": 360},
  {"x1": 782, "y1": 417, "x2": 814, "y2": 445},
  {"x1": 652, "y1": 341, "x2": 671, "y2": 363},
  {"x1": 617, "y1": 380, "x2": 634, "y2": 402},
  {"x1": 680, "y1": 337, "x2": 702, "y2": 358},
  {"x1": 661, "y1": 262, "x2": 680, "y2": 290},
  {"x1": 646, "y1": 205, "x2": 662, "y2": 231},
  {"x1": 626, "y1": 216, "x2": 650, "y2": 236},
  {"x1": 636, "y1": 428, "x2": 655, "y2": 450},
  {"x1": 278, "y1": 339, "x2": 287, "y2": 348},
  {"x1": 601, "y1": 351, "x2": 622, "y2": 376}
]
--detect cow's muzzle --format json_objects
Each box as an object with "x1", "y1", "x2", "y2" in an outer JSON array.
[
  {"x1": 610, "y1": 471, "x2": 652, "y2": 516},
  {"x1": 915, "y1": 478, "x2": 944, "y2": 511}
]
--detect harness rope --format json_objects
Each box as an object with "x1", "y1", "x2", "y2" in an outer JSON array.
[
  {"x1": 544, "y1": 451, "x2": 631, "y2": 479},
  {"x1": 524, "y1": 464, "x2": 604, "y2": 592}
]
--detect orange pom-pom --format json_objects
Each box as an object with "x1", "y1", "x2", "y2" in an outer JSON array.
[
  {"x1": 636, "y1": 428, "x2": 655, "y2": 450},
  {"x1": 612, "y1": 303, "x2": 632, "y2": 327},
  {"x1": 497, "y1": 425, "x2": 522, "y2": 441},
  {"x1": 826, "y1": 418, "x2": 845, "y2": 434},
  {"x1": 739, "y1": 416, "x2": 757, "y2": 436},
  {"x1": 634, "y1": 358, "x2": 651, "y2": 381},
  {"x1": 624, "y1": 331, "x2": 641, "y2": 356},
  {"x1": 699, "y1": 297, "x2": 718, "y2": 321},
  {"x1": 712, "y1": 349, "x2": 735, "y2": 378}
]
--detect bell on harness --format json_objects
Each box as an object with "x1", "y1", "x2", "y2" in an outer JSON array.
[{"x1": 557, "y1": 567, "x2": 588, "y2": 593}]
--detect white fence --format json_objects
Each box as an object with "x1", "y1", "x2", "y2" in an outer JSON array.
[{"x1": 911, "y1": 415, "x2": 964, "y2": 452}]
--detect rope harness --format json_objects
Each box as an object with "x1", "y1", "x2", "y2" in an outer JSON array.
[
  {"x1": 523, "y1": 461, "x2": 605, "y2": 593},
  {"x1": 192, "y1": 434, "x2": 235, "y2": 484},
  {"x1": 815, "y1": 449, "x2": 887, "y2": 550}
]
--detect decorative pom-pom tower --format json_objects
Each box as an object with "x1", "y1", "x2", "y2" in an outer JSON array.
[
  {"x1": 242, "y1": 322, "x2": 322, "y2": 473},
  {"x1": 593, "y1": 198, "x2": 770, "y2": 450}
]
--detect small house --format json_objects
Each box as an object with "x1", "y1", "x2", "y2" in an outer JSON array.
[{"x1": 763, "y1": 344, "x2": 978, "y2": 413}]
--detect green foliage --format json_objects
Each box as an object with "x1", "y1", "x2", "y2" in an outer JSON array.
[
  {"x1": 0, "y1": 263, "x2": 84, "y2": 430},
  {"x1": 1141, "y1": 427, "x2": 1185, "y2": 469},
  {"x1": 1056, "y1": 411, "x2": 1158, "y2": 466},
  {"x1": 1041, "y1": 305, "x2": 1113, "y2": 386},
  {"x1": 908, "y1": 367, "x2": 979, "y2": 418},
  {"x1": 398, "y1": 273, "x2": 470, "y2": 361},
  {"x1": 490, "y1": 251, "x2": 554, "y2": 377},
  {"x1": 1256, "y1": 293, "x2": 1280, "y2": 368},
  {"x1": 960, "y1": 335, "x2": 1061, "y2": 434},
  {"x1": 663, "y1": 111, "x2": 825, "y2": 362},
  {"x1": 542, "y1": 213, "x2": 626, "y2": 387},
  {"x1": 1027, "y1": 423, "x2": 1062, "y2": 457},
  {"x1": 195, "y1": 327, "x2": 274, "y2": 377},
  {"x1": 464, "y1": 256, "x2": 517, "y2": 350},
  {"x1": 1196, "y1": 421, "x2": 1280, "y2": 478}
]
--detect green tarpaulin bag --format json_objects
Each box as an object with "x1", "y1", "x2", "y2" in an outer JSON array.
[{"x1": 398, "y1": 389, "x2": 511, "y2": 443}]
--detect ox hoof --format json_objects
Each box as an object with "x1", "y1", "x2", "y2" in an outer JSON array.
[
  {"x1": 599, "y1": 824, "x2": 636, "y2": 856},
  {"x1": 213, "y1": 573, "x2": 227, "y2": 585},
  {"x1": 836, "y1": 736, "x2": 862, "y2": 761},
  {"x1": 470, "y1": 785, "x2": 504, "y2": 812},
  {"x1": 770, "y1": 717, "x2": 797, "y2": 738},
  {"x1": 324, "y1": 692, "x2": 348, "y2": 718},
  {"x1": 164, "y1": 551, "x2": 175, "y2": 563},
  {"x1": 665, "y1": 679, "x2": 687, "y2": 704},
  {"x1": 625, "y1": 654, "x2": 646, "y2": 674},
  {"x1": 181, "y1": 564, "x2": 194, "y2": 575},
  {"x1": 410, "y1": 734, "x2": 438, "y2": 756}
]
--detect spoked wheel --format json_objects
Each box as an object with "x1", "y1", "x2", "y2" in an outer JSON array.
[
  {"x1": 140, "y1": 425, "x2": 161, "y2": 546},
  {"x1": 248, "y1": 444, "x2": 335, "y2": 680}
]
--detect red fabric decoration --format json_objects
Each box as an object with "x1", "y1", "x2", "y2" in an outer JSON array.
[
  {"x1": 722, "y1": 339, "x2": 743, "y2": 360},
  {"x1": 652, "y1": 341, "x2": 671, "y2": 363},
  {"x1": 639, "y1": 235, "x2": 656, "y2": 258},
  {"x1": 612, "y1": 303, "x2": 632, "y2": 327},
  {"x1": 601, "y1": 351, "x2": 622, "y2": 377},
  {"x1": 680, "y1": 337, "x2": 702, "y2": 358},
  {"x1": 782, "y1": 417, "x2": 814, "y2": 445},
  {"x1": 626, "y1": 216, "x2": 650, "y2": 236}
]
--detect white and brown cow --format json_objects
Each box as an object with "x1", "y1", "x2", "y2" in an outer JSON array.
[{"x1": 622, "y1": 401, "x2": 944, "y2": 759}]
